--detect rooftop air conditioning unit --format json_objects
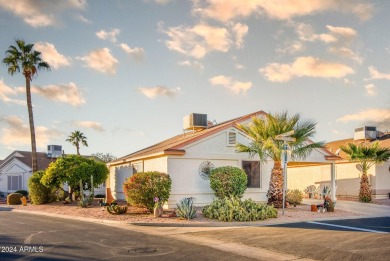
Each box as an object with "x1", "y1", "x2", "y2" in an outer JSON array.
[
  {"x1": 47, "y1": 145, "x2": 62, "y2": 158},
  {"x1": 354, "y1": 126, "x2": 377, "y2": 141},
  {"x1": 183, "y1": 113, "x2": 208, "y2": 131}
]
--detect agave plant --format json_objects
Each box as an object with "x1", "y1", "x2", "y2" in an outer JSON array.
[{"x1": 176, "y1": 197, "x2": 197, "y2": 220}]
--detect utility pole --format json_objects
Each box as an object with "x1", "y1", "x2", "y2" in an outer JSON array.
[{"x1": 276, "y1": 130, "x2": 296, "y2": 216}]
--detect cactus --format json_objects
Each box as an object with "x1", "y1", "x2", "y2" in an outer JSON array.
[
  {"x1": 106, "y1": 204, "x2": 128, "y2": 215},
  {"x1": 176, "y1": 197, "x2": 197, "y2": 220},
  {"x1": 7, "y1": 193, "x2": 23, "y2": 205}
]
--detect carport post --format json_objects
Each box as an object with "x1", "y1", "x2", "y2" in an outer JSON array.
[{"x1": 331, "y1": 162, "x2": 337, "y2": 201}]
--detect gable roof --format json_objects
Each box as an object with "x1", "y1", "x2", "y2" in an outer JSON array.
[
  {"x1": 110, "y1": 111, "x2": 267, "y2": 164},
  {"x1": 0, "y1": 151, "x2": 57, "y2": 171},
  {"x1": 326, "y1": 134, "x2": 390, "y2": 160}
]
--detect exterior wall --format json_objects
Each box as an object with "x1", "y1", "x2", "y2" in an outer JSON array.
[
  {"x1": 373, "y1": 161, "x2": 390, "y2": 198},
  {"x1": 165, "y1": 128, "x2": 271, "y2": 208},
  {"x1": 144, "y1": 157, "x2": 168, "y2": 173},
  {"x1": 109, "y1": 163, "x2": 133, "y2": 200},
  {"x1": 288, "y1": 162, "x2": 381, "y2": 198},
  {"x1": 0, "y1": 159, "x2": 32, "y2": 195}
]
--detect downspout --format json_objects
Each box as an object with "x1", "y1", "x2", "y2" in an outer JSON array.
[{"x1": 331, "y1": 161, "x2": 337, "y2": 201}]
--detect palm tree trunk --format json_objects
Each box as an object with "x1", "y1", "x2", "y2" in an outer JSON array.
[
  {"x1": 267, "y1": 161, "x2": 284, "y2": 207},
  {"x1": 25, "y1": 77, "x2": 38, "y2": 173},
  {"x1": 359, "y1": 171, "x2": 372, "y2": 202}
]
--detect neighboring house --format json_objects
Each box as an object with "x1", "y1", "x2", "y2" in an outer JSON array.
[
  {"x1": 0, "y1": 146, "x2": 106, "y2": 196},
  {"x1": 288, "y1": 127, "x2": 390, "y2": 199},
  {"x1": 108, "y1": 111, "x2": 336, "y2": 208}
]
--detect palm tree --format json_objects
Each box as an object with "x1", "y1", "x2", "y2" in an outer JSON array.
[
  {"x1": 2, "y1": 39, "x2": 50, "y2": 173},
  {"x1": 236, "y1": 111, "x2": 324, "y2": 207},
  {"x1": 66, "y1": 130, "x2": 88, "y2": 155},
  {"x1": 340, "y1": 141, "x2": 390, "y2": 202}
]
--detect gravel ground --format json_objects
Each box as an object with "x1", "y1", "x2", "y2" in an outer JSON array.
[{"x1": 3, "y1": 198, "x2": 385, "y2": 225}]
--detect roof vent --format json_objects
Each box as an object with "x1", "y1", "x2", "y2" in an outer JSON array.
[
  {"x1": 354, "y1": 126, "x2": 377, "y2": 141},
  {"x1": 183, "y1": 113, "x2": 207, "y2": 131},
  {"x1": 47, "y1": 145, "x2": 62, "y2": 158}
]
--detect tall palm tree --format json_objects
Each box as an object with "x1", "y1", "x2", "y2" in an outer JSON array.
[
  {"x1": 66, "y1": 130, "x2": 88, "y2": 155},
  {"x1": 340, "y1": 141, "x2": 390, "y2": 202},
  {"x1": 2, "y1": 39, "x2": 50, "y2": 173},
  {"x1": 236, "y1": 111, "x2": 324, "y2": 207}
]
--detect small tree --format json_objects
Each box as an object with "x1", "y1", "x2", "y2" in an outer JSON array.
[
  {"x1": 209, "y1": 166, "x2": 247, "y2": 199},
  {"x1": 123, "y1": 171, "x2": 171, "y2": 211},
  {"x1": 41, "y1": 155, "x2": 109, "y2": 202},
  {"x1": 340, "y1": 141, "x2": 390, "y2": 202},
  {"x1": 91, "y1": 152, "x2": 117, "y2": 162}
]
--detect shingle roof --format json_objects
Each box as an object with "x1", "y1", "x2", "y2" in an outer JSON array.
[
  {"x1": 326, "y1": 133, "x2": 390, "y2": 160},
  {"x1": 111, "y1": 111, "x2": 267, "y2": 164},
  {"x1": 0, "y1": 151, "x2": 57, "y2": 171}
]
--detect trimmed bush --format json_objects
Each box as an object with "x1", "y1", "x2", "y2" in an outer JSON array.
[
  {"x1": 286, "y1": 189, "x2": 303, "y2": 207},
  {"x1": 123, "y1": 171, "x2": 172, "y2": 211},
  {"x1": 15, "y1": 190, "x2": 28, "y2": 197},
  {"x1": 28, "y1": 170, "x2": 57, "y2": 205},
  {"x1": 210, "y1": 166, "x2": 247, "y2": 199},
  {"x1": 7, "y1": 193, "x2": 23, "y2": 205},
  {"x1": 202, "y1": 196, "x2": 278, "y2": 222}
]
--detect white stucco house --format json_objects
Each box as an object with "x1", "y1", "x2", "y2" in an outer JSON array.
[
  {"x1": 107, "y1": 111, "x2": 337, "y2": 208},
  {"x1": 0, "y1": 146, "x2": 106, "y2": 197},
  {"x1": 288, "y1": 127, "x2": 390, "y2": 200}
]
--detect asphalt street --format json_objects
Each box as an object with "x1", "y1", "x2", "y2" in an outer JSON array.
[{"x1": 0, "y1": 210, "x2": 254, "y2": 261}]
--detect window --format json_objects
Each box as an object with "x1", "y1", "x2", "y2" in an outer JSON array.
[
  {"x1": 7, "y1": 175, "x2": 22, "y2": 191},
  {"x1": 132, "y1": 162, "x2": 143, "y2": 174},
  {"x1": 227, "y1": 130, "x2": 237, "y2": 146},
  {"x1": 242, "y1": 161, "x2": 261, "y2": 188}
]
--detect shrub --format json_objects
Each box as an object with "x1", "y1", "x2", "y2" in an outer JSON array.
[
  {"x1": 202, "y1": 196, "x2": 278, "y2": 222},
  {"x1": 286, "y1": 189, "x2": 303, "y2": 206},
  {"x1": 106, "y1": 205, "x2": 128, "y2": 215},
  {"x1": 176, "y1": 197, "x2": 197, "y2": 220},
  {"x1": 7, "y1": 193, "x2": 23, "y2": 205},
  {"x1": 123, "y1": 171, "x2": 172, "y2": 211},
  {"x1": 209, "y1": 166, "x2": 247, "y2": 199},
  {"x1": 15, "y1": 190, "x2": 28, "y2": 197},
  {"x1": 28, "y1": 170, "x2": 57, "y2": 205}
]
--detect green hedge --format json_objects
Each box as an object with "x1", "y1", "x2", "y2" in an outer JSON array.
[
  {"x1": 28, "y1": 171, "x2": 57, "y2": 205},
  {"x1": 210, "y1": 166, "x2": 247, "y2": 199}
]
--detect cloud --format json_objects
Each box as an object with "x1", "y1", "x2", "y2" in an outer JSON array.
[
  {"x1": 154, "y1": 0, "x2": 172, "y2": 4},
  {"x1": 209, "y1": 75, "x2": 252, "y2": 94},
  {"x1": 0, "y1": 0, "x2": 86, "y2": 27},
  {"x1": 329, "y1": 47, "x2": 363, "y2": 64},
  {"x1": 96, "y1": 28, "x2": 120, "y2": 43},
  {"x1": 276, "y1": 41, "x2": 304, "y2": 54},
  {"x1": 337, "y1": 109, "x2": 390, "y2": 123},
  {"x1": 231, "y1": 22, "x2": 248, "y2": 48},
  {"x1": 365, "y1": 84, "x2": 376, "y2": 96},
  {"x1": 72, "y1": 121, "x2": 104, "y2": 132},
  {"x1": 0, "y1": 115, "x2": 60, "y2": 148},
  {"x1": 235, "y1": 64, "x2": 245, "y2": 70},
  {"x1": 75, "y1": 14, "x2": 91, "y2": 24},
  {"x1": 119, "y1": 43, "x2": 145, "y2": 61},
  {"x1": 194, "y1": 0, "x2": 373, "y2": 22},
  {"x1": 78, "y1": 48, "x2": 118, "y2": 75},
  {"x1": 178, "y1": 60, "x2": 204, "y2": 72},
  {"x1": 138, "y1": 86, "x2": 181, "y2": 99},
  {"x1": 0, "y1": 79, "x2": 25, "y2": 105},
  {"x1": 34, "y1": 42, "x2": 71, "y2": 69},
  {"x1": 159, "y1": 21, "x2": 232, "y2": 59},
  {"x1": 259, "y1": 56, "x2": 354, "y2": 82},
  {"x1": 368, "y1": 66, "x2": 390, "y2": 80},
  {"x1": 31, "y1": 82, "x2": 86, "y2": 106}
]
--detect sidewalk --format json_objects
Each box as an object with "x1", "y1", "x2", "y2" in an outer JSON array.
[{"x1": 303, "y1": 199, "x2": 390, "y2": 216}]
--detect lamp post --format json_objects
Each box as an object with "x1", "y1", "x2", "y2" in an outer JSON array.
[{"x1": 276, "y1": 130, "x2": 296, "y2": 216}]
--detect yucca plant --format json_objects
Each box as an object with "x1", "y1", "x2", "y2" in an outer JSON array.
[
  {"x1": 106, "y1": 204, "x2": 128, "y2": 215},
  {"x1": 176, "y1": 197, "x2": 197, "y2": 220}
]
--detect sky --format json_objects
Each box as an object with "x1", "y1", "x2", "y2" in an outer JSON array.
[{"x1": 0, "y1": 0, "x2": 389, "y2": 160}]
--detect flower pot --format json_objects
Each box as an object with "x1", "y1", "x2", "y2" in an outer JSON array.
[
  {"x1": 154, "y1": 206, "x2": 163, "y2": 217},
  {"x1": 311, "y1": 204, "x2": 317, "y2": 212}
]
